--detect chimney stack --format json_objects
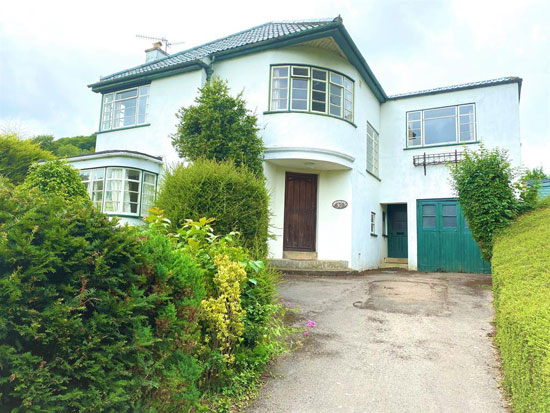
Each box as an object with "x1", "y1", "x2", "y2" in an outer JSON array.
[{"x1": 145, "y1": 42, "x2": 168, "y2": 63}]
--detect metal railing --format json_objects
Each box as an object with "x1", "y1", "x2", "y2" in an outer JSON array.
[{"x1": 413, "y1": 150, "x2": 465, "y2": 175}]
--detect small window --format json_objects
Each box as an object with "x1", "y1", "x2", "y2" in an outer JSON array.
[
  {"x1": 271, "y1": 66, "x2": 289, "y2": 111},
  {"x1": 422, "y1": 204, "x2": 436, "y2": 228},
  {"x1": 442, "y1": 204, "x2": 457, "y2": 228},
  {"x1": 292, "y1": 66, "x2": 310, "y2": 77},
  {"x1": 371, "y1": 212, "x2": 376, "y2": 234},
  {"x1": 102, "y1": 85, "x2": 150, "y2": 131},
  {"x1": 367, "y1": 122, "x2": 379, "y2": 177}
]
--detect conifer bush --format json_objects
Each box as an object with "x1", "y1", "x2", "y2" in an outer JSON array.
[
  {"x1": 156, "y1": 159, "x2": 269, "y2": 258},
  {"x1": 0, "y1": 182, "x2": 205, "y2": 412}
]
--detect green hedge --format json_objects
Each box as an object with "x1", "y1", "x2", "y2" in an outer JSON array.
[
  {"x1": 492, "y1": 200, "x2": 550, "y2": 412},
  {"x1": 0, "y1": 182, "x2": 205, "y2": 411},
  {"x1": 157, "y1": 159, "x2": 269, "y2": 258}
]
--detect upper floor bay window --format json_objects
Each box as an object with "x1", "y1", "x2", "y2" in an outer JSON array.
[
  {"x1": 80, "y1": 167, "x2": 157, "y2": 217},
  {"x1": 407, "y1": 104, "x2": 476, "y2": 148},
  {"x1": 270, "y1": 65, "x2": 354, "y2": 122},
  {"x1": 367, "y1": 122, "x2": 379, "y2": 177},
  {"x1": 101, "y1": 85, "x2": 150, "y2": 131}
]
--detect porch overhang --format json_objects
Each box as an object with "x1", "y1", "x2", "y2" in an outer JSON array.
[{"x1": 264, "y1": 147, "x2": 355, "y2": 170}]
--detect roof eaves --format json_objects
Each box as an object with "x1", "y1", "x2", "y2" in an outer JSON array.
[{"x1": 387, "y1": 77, "x2": 523, "y2": 101}]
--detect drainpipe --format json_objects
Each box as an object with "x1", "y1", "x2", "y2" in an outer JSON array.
[{"x1": 206, "y1": 55, "x2": 216, "y2": 82}]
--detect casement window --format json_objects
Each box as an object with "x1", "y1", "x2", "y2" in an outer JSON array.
[
  {"x1": 370, "y1": 212, "x2": 376, "y2": 234},
  {"x1": 270, "y1": 65, "x2": 354, "y2": 122},
  {"x1": 101, "y1": 85, "x2": 150, "y2": 131},
  {"x1": 366, "y1": 122, "x2": 379, "y2": 177},
  {"x1": 407, "y1": 104, "x2": 476, "y2": 147},
  {"x1": 79, "y1": 167, "x2": 157, "y2": 217}
]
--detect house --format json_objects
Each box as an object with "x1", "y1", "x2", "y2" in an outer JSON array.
[{"x1": 68, "y1": 17, "x2": 522, "y2": 273}]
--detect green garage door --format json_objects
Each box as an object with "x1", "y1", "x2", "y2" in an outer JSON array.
[{"x1": 417, "y1": 199, "x2": 491, "y2": 273}]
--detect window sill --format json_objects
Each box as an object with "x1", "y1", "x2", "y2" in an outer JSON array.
[
  {"x1": 382, "y1": 234, "x2": 388, "y2": 238},
  {"x1": 370, "y1": 233, "x2": 378, "y2": 237},
  {"x1": 366, "y1": 170, "x2": 381, "y2": 181},
  {"x1": 263, "y1": 110, "x2": 357, "y2": 128},
  {"x1": 403, "y1": 140, "x2": 479, "y2": 151},
  {"x1": 97, "y1": 123, "x2": 151, "y2": 134}
]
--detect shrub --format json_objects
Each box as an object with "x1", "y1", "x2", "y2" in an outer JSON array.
[
  {"x1": 171, "y1": 78, "x2": 264, "y2": 177},
  {"x1": 0, "y1": 133, "x2": 55, "y2": 184},
  {"x1": 157, "y1": 159, "x2": 269, "y2": 258},
  {"x1": 450, "y1": 146, "x2": 519, "y2": 261},
  {"x1": 0, "y1": 183, "x2": 205, "y2": 411},
  {"x1": 32, "y1": 134, "x2": 96, "y2": 157},
  {"x1": 492, "y1": 202, "x2": 550, "y2": 412},
  {"x1": 22, "y1": 159, "x2": 89, "y2": 199}
]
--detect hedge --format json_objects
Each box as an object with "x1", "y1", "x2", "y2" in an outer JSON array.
[
  {"x1": 492, "y1": 199, "x2": 550, "y2": 412},
  {"x1": 156, "y1": 159, "x2": 269, "y2": 258}
]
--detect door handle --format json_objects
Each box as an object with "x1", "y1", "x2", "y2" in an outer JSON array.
[{"x1": 396, "y1": 232, "x2": 405, "y2": 235}]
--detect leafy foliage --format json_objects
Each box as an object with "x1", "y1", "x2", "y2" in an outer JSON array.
[
  {"x1": 492, "y1": 200, "x2": 550, "y2": 412},
  {"x1": 449, "y1": 146, "x2": 533, "y2": 261},
  {"x1": 171, "y1": 78, "x2": 264, "y2": 177},
  {"x1": 156, "y1": 159, "x2": 269, "y2": 258},
  {"x1": 31, "y1": 134, "x2": 96, "y2": 157},
  {"x1": 0, "y1": 183, "x2": 206, "y2": 412},
  {"x1": 0, "y1": 133, "x2": 55, "y2": 184},
  {"x1": 22, "y1": 159, "x2": 89, "y2": 200}
]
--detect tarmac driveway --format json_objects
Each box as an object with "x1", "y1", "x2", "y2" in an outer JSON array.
[{"x1": 247, "y1": 271, "x2": 506, "y2": 413}]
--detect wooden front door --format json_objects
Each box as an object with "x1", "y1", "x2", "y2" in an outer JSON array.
[
  {"x1": 387, "y1": 204, "x2": 408, "y2": 258},
  {"x1": 283, "y1": 172, "x2": 317, "y2": 252}
]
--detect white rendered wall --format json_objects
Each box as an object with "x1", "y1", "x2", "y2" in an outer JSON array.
[
  {"x1": 95, "y1": 69, "x2": 206, "y2": 165},
  {"x1": 379, "y1": 83, "x2": 521, "y2": 269}
]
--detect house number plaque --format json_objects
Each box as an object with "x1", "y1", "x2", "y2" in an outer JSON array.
[{"x1": 332, "y1": 200, "x2": 348, "y2": 209}]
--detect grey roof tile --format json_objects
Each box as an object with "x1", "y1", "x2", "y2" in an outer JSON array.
[
  {"x1": 388, "y1": 77, "x2": 522, "y2": 99},
  {"x1": 99, "y1": 19, "x2": 336, "y2": 82}
]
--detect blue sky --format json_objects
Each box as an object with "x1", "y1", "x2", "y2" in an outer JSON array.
[{"x1": 1, "y1": 0, "x2": 548, "y2": 170}]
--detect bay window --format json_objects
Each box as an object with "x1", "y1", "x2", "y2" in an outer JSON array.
[
  {"x1": 270, "y1": 65, "x2": 354, "y2": 122},
  {"x1": 101, "y1": 85, "x2": 150, "y2": 131},
  {"x1": 80, "y1": 167, "x2": 157, "y2": 217},
  {"x1": 407, "y1": 104, "x2": 476, "y2": 147}
]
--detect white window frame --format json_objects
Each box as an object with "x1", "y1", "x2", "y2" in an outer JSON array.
[
  {"x1": 406, "y1": 104, "x2": 476, "y2": 148},
  {"x1": 370, "y1": 212, "x2": 376, "y2": 235},
  {"x1": 269, "y1": 64, "x2": 354, "y2": 122},
  {"x1": 101, "y1": 85, "x2": 150, "y2": 131},
  {"x1": 79, "y1": 167, "x2": 158, "y2": 217},
  {"x1": 367, "y1": 122, "x2": 379, "y2": 177}
]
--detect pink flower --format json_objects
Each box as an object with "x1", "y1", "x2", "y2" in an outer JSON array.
[
  {"x1": 303, "y1": 331, "x2": 310, "y2": 337},
  {"x1": 286, "y1": 302, "x2": 291, "y2": 307},
  {"x1": 280, "y1": 298, "x2": 285, "y2": 303},
  {"x1": 306, "y1": 320, "x2": 316, "y2": 328}
]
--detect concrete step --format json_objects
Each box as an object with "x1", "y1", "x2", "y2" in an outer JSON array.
[
  {"x1": 283, "y1": 251, "x2": 318, "y2": 260},
  {"x1": 270, "y1": 258, "x2": 350, "y2": 271},
  {"x1": 384, "y1": 257, "x2": 408, "y2": 264}
]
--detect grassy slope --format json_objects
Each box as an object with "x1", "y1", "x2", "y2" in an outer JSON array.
[{"x1": 492, "y1": 199, "x2": 550, "y2": 412}]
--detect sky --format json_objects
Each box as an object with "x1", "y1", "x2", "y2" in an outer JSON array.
[{"x1": 1, "y1": 0, "x2": 549, "y2": 170}]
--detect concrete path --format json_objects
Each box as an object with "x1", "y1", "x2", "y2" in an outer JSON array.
[{"x1": 247, "y1": 271, "x2": 506, "y2": 413}]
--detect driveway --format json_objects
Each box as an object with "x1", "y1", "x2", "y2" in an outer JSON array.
[{"x1": 247, "y1": 271, "x2": 506, "y2": 413}]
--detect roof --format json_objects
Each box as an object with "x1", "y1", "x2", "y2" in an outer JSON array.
[
  {"x1": 65, "y1": 150, "x2": 163, "y2": 162},
  {"x1": 388, "y1": 77, "x2": 523, "y2": 100},
  {"x1": 100, "y1": 19, "x2": 336, "y2": 82},
  {"x1": 88, "y1": 17, "x2": 388, "y2": 102}
]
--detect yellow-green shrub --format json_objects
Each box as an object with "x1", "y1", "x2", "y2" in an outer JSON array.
[{"x1": 492, "y1": 202, "x2": 550, "y2": 412}]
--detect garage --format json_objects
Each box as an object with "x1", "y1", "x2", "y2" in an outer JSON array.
[{"x1": 417, "y1": 199, "x2": 490, "y2": 273}]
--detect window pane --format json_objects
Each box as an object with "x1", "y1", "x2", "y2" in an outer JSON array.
[
  {"x1": 291, "y1": 78, "x2": 308, "y2": 110},
  {"x1": 115, "y1": 89, "x2": 138, "y2": 100},
  {"x1": 423, "y1": 205, "x2": 436, "y2": 216},
  {"x1": 271, "y1": 99, "x2": 287, "y2": 110},
  {"x1": 423, "y1": 216, "x2": 436, "y2": 227},
  {"x1": 330, "y1": 73, "x2": 343, "y2": 85},
  {"x1": 424, "y1": 117, "x2": 457, "y2": 144},
  {"x1": 126, "y1": 169, "x2": 140, "y2": 181},
  {"x1": 312, "y1": 91, "x2": 326, "y2": 102},
  {"x1": 292, "y1": 67, "x2": 309, "y2": 77},
  {"x1": 407, "y1": 111, "x2": 421, "y2": 121},
  {"x1": 104, "y1": 94, "x2": 113, "y2": 103},
  {"x1": 273, "y1": 66, "x2": 288, "y2": 77},
  {"x1": 273, "y1": 78, "x2": 288, "y2": 89},
  {"x1": 107, "y1": 168, "x2": 122, "y2": 179},
  {"x1": 442, "y1": 204, "x2": 456, "y2": 216},
  {"x1": 443, "y1": 216, "x2": 457, "y2": 228},
  {"x1": 139, "y1": 85, "x2": 150, "y2": 95},
  {"x1": 80, "y1": 171, "x2": 90, "y2": 181},
  {"x1": 312, "y1": 101, "x2": 326, "y2": 112},
  {"x1": 408, "y1": 124, "x2": 421, "y2": 146},
  {"x1": 424, "y1": 106, "x2": 456, "y2": 119},
  {"x1": 144, "y1": 173, "x2": 156, "y2": 185},
  {"x1": 312, "y1": 69, "x2": 326, "y2": 80},
  {"x1": 312, "y1": 80, "x2": 326, "y2": 93},
  {"x1": 459, "y1": 104, "x2": 474, "y2": 115}
]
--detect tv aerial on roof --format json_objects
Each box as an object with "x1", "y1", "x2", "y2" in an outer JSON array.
[{"x1": 135, "y1": 35, "x2": 186, "y2": 52}]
